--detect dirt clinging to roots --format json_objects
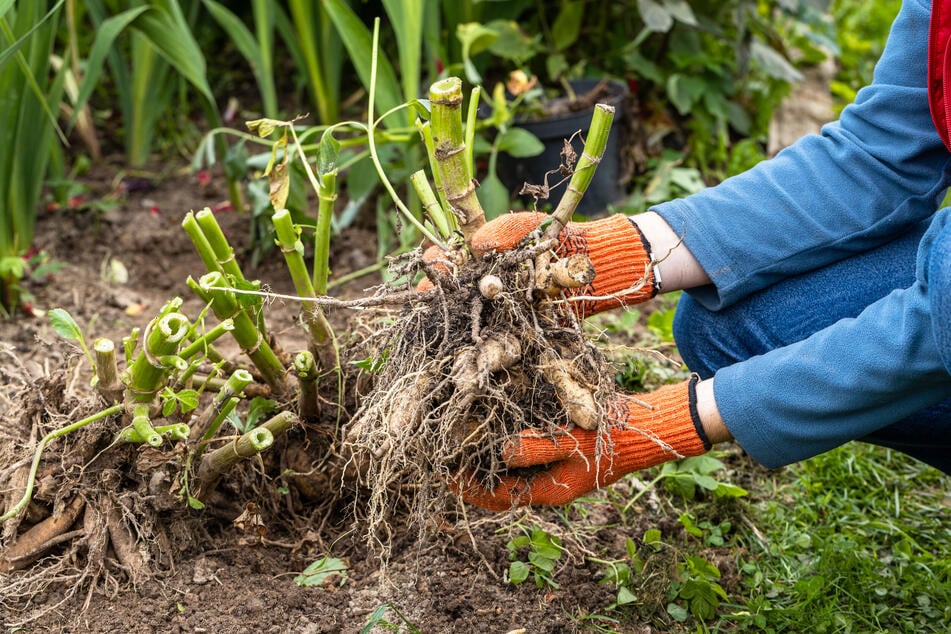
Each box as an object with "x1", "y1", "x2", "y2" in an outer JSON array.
[{"x1": 345, "y1": 235, "x2": 618, "y2": 550}]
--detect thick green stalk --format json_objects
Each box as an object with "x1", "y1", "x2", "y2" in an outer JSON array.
[
  {"x1": 429, "y1": 77, "x2": 485, "y2": 241},
  {"x1": 126, "y1": 312, "x2": 191, "y2": 404},
  {"x1": 94, "y1": 337, "x2": 123, "y2": 404},
  {"x1": 194, "y1": 207, "x2": 247, "y2": 282},
  {"x1": 182, "y1": 211, "x2": 222, "y2": 275},
  {"x1": 193, "y1": 410, "x2": 299, "y2": 500},
  {"x1": 191, "y1": 368, "x2": 254, "y2": 443},
  {"x1": 190, "y1": 273, "x2": 286, "y2": 394},
  {"x1": 313, "y1": 170, "x2": 337, "y2": 295},
  {"x1": 294, "y1": 351, "x2": 319, "y2": 422},
  {"x1": 545, "y1": 104, "x2": 616, "y2": 240},
  {"x1": 1, "y1": 403, "x2": 124, "y2": 523},
  {"x1": 131, "y1": 402, "x2": 162, "y2": 447}
]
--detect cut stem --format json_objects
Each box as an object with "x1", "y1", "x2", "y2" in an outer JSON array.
[
  {"x1": 189, "y1": 273, "x2": 286, "y2": 394},
  {"x1": 544, "y1": 104, "x2": 616, "y2": 241},
  {"x1": 193, "y1": 411, "x2": 299, "y2": 500},
  {"x1": 94, "y1": 338, "x2": 123, "y2": 404},
  {"x1": 294, "y1": 350, "x2": 319, "y2": 423},
  {"x1": 429, "y1": 77, "x2": 485, "y2": 241}
]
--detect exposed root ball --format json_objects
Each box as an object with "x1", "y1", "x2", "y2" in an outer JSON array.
[{"x1": 346, "y1": 239, "x2": 618, "y2": 547}]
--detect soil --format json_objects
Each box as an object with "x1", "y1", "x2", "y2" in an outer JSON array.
[{"x1": 0, "y1": 163, "x2": 740, "y2": 633}]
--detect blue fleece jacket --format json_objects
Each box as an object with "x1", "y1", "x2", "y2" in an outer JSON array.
[{"x1": 654, "y1": 0, "x2": 951, "y2": 467}]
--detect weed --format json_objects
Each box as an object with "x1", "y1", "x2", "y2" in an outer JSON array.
[{"x1": 506, "y1": 526, "x2": 565, "y2": 589}]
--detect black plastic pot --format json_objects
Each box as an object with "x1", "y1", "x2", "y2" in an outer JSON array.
[{"x1": 497, "y1": 78, "x2": 628, "y2": 217}]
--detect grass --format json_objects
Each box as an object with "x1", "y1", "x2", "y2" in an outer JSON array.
[{"x1": 726, "y1": 443, "x2": 951, "y2": 633}]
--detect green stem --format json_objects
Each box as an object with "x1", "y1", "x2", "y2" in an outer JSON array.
[
  {"x1": 313, "y1": 171, "x2": 337, "y2": 295},
  {"x1": 189, "y1": 273, "x2": 286, "y2": 394},
  {"x1": 131, "y1": 402, "x2": 162, "y2": 447},
  {"x1": 294, "y1": 351, "x2": 319, "y2": 422},
  {"x1": 366, "y1": 20, "x2": 444, "y2": 248},
  {"x1": 182, "y1": 211, "x2": 222, "y2": 275},
  {"x1": 429, "y1": 77, "x2": 485, "y2": 241},
  {"x1": 411, "y1": 170, "x2": 453, "y2": 239},
  {"x1": 191, "y1": 368, "x2": 254, "y2": 444},
  {"x1": 272, "y1": 209, "x2": 328, "y2": 347},
  {"x1": 1, "y1": 404, "x2": 124, "y2": 522},
  {"x1": 194, "y1": 207, "x2": 247, "y2": 282},
  {"x1": 193, "y1": 411, "x2": 299, "y2": 500},
  {"x1": 179, "y1": 318, "x2": 235, "y2": 360},
  {"x1": 94, "y1": 338, "x2": 123, "y2": 404},
  {"x1": 545, "y1": 103, "x2": 616, "y2": 240},
  {"x1": 126, "y1": 312, "x2": 191, "y2": 404}
]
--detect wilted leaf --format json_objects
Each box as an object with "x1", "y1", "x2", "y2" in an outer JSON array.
[
  {"x1": 246, "y1": 117, "x2": 283, "y2": 138},
  {"x1": 269, "y1": 160, "x2": 290, "y2": 214}
]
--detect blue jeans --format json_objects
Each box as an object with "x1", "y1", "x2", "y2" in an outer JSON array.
[{"x1": 673, "y1": 219, "x2": 951, "y2": 473}]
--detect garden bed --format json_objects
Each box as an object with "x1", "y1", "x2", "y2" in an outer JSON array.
[{"x1": 0, "y1": 164, "x2": 752, "y2": 633}]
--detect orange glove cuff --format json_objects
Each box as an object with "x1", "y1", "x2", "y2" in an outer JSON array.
[{"x1": 605, "y1": 377, "x2": 710, "y2": 472}]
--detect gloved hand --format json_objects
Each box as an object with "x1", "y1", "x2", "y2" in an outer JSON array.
[
  {"x1": 419, "y1": 212, "x2": 659, "y2": 317},
  {"x1": 455, "y1": 377, "x2": 710, "y2": 510}
]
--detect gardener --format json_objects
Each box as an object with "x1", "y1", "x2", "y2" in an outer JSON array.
[{"x1": 458, "y1": 0, "x2": 951, "y2": 510}]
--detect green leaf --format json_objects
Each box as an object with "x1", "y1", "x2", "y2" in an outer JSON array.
[
  {"x1": 551, "y1": 1, "x2": 583, "y2": 51},
  {"x1": 294, "y1": 556, "x2": 349, "y2": 587},
  {"x1": 318, "y1": 133, "x2": 341, "y2": 178},
  {"x1": 713, "y1": 482, "x2": 749, "y2": 498},
  {"x1": 187, "y1": 496, "x2": 206, "y2": 510},
  {"x1": 456, "y1": 22, "x2": 499, "y2": 84},
  {"x1": 750, "y1": 38, "x2": 803, "y2": 82},
  {"x1": 48, "y1": 308, "x2": 83, "y2": 343},
  {"x1": 637, "y1": 0, "x2": 674, "y2": 33},
  {"x1": 486, "y1": 20, "x2": 540, "y2": 63},
  {"x1": 666, "y1": 602, "x2": 689, "y2": 622},
  {"x1": 663, "y1": 0, "x2": 697, "y2": 26},
  {"x1": 497, "y1": 128, "x2": 545, "y2": 158},
  {"x1": 509, "y1": 561, "x2": 530, "y2": 585},
  {"x1": 476, "y1": 172, "x2": 511, "y2": 221},
  {"x1": 176, "y1": 389, "x2": 200, "y2": 414},
  {"x1": 617, "y1": 586, "x2": 637, "y2": 605},
  {"x1": 246, "y1": 396, "x2": 277, "y2": 429},
  {"x1": 643, "y1": 528, "x2": 662, "y2": 546},
  {"x1": 0, "y1": 0, "x2": 65, "y2": 71},
  {"x1": 0, "y1": 257, "x2": 27, "y2": 279},
  {"x1": 666, "y1": 74, "x2": 707, "y2": 115}
]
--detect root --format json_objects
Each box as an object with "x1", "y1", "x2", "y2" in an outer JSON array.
[
  {"x1": 346, "y1": 238, "x2": 619, "y2": 555},
  {"x1": 0, "y1": 495, "x2": 85, "y2": 572}
]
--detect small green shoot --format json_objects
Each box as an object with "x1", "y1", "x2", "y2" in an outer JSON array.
[
  {"x1": 507, "y1": 526, "x2": 564, "y2": 589},
  {"x1": 48, "y1": 307, "x2": 96, "y2": 372},
  {"x1": 360, "y1": 603, "x2": 421, "y2": 634},
  {"x1": 667, "y1": 555, "x2": 728, "y2": 622},
  {"x1": 294, "y1": 556, "x2": 349, "y2": 588},
  {"x1": 160, "y1": 387, "x2": 200, "y2": 417},
  {"x1": 659, "y1": 456, "x2": 749, "y2": 501}
]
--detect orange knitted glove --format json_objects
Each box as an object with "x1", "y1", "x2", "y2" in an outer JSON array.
[
  {"x1": 471, "y1": 212, "x2": 658, "y2": 317},
  {"x1": 455, "y1": 378, "x2": 709, "y2": 511}
]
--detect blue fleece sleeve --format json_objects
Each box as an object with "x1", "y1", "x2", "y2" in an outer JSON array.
[
  {"x1": 715, "y1": 209, "x2": 951, "y2": 468},
  {"x1": 654, "y1": 0, "x2": 951, "y2": 310}
]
